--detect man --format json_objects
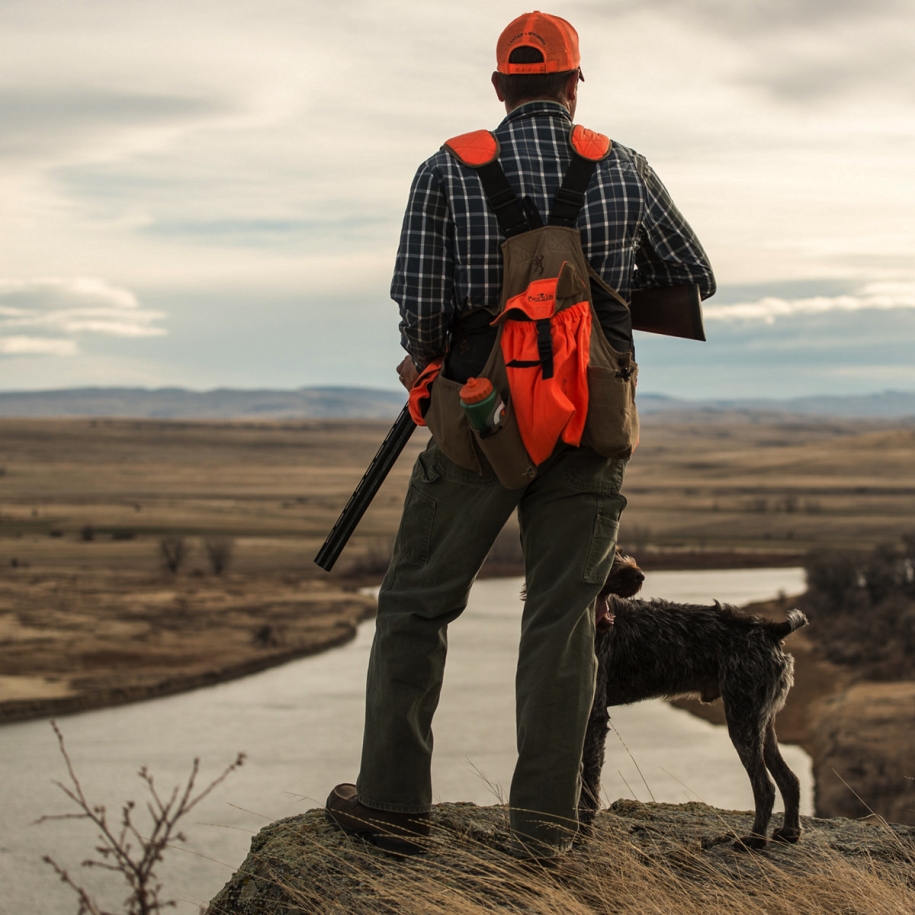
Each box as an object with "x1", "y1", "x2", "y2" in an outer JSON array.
[{"x1": 327, "y1": 11, "x2": 715, "y2": 859}]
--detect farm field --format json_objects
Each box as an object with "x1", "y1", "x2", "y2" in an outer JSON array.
[{"x1": 1, "y1": 412, "x2": 914, "y2": 721}]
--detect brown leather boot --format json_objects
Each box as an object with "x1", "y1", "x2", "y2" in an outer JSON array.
[{"x1": 325, "y1": 783, "x2": 430, "y2": 855}]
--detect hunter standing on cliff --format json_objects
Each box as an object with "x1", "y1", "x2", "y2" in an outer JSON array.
[{"x1": 326, "y1": 10, "x2": 715, "y2": 860}]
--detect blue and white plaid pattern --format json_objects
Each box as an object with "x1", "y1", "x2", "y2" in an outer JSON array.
[{"x1": 391, "y1": 101, "x2": 716, "y2": 369}]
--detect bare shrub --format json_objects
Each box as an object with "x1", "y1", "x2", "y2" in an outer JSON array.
[
  {"x1": 805, "y1": 535, "x2": 915, "y2": 679},
  {"x1": 111, "y1": 529, "x2": 137, "y2": 541},
  {"x1": 253, "y1": 623, "x2": 283, "y2": 647},
  {"x1": 203, "y1": 536, "x2": 234, "y2": 575},
  {"x1": 805, "y1": 548, "x2": 861, "y2": 612},
  {"x1": 38, "y1": 721, "x2": 244, "y2": 915},
  {"x1": 158, "y1": 536, "x2": 186, "y2": 575}
]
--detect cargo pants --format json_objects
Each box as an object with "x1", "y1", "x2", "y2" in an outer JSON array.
[{"x1": 356, "y1": 438, "x2": 627, "y2": 856}]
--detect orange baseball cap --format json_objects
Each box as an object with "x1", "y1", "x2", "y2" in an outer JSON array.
[{"x1": 496, "y1": 11, "x2": 581, "y2": 75}]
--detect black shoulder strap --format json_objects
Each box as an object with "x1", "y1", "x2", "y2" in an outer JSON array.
[
  {"x1": 475, "y1": 161, "x2": 531, "y2": 238},
  {"x1": 548, "y1": 155, "x2": 598, "y2": 228},
  {"x1": 474, "y1": 152, "x2": 597, "y2": 237}
]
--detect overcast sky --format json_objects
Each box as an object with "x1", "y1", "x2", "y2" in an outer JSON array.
[{"x1": 1, "y1": 0, "x2": 913, "y2": 399}]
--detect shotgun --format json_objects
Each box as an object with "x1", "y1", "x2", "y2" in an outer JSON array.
[{"x1": 314, "y1": 405, "x2": 416, "y2": 571}]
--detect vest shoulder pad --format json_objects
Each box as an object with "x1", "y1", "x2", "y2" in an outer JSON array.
[
  {"x1": 443, "y1": 130, "x2": 500, "y2": 168},
  {"x1": 569, "y1": 125, "x2": 612, "y2": 161}
]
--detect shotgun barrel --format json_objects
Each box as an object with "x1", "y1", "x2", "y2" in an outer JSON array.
[{"x1": 314, "y1": 405, "x2": 416, "y2": 572}]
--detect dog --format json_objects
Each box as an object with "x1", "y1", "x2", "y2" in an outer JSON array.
[{"x1": 582, "y1": 551, "x2": 807, "y2": 850}]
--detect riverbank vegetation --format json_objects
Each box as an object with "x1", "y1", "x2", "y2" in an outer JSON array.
[{"x1": 804, "y1": 534, "x2": 915, "y2": 680}]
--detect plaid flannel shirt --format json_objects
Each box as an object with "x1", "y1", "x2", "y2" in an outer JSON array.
[{"x1": 391, "y1": 101, "x2": 715, "y2": 369}]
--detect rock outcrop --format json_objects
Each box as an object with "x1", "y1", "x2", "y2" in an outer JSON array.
[{"x1": 206, "y1": 800, "x2": 915, "y2": 915}]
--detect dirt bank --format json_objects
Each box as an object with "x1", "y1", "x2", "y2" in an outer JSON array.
[{"x1": 0, "y1": 570, "x2": 375, "y2": 723}]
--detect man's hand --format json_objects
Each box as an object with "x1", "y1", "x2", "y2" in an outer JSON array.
[{"x1": 396, "y1": 356, "x2": 420, "y2": 391}]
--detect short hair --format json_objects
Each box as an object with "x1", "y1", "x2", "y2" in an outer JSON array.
[{"x1": 497, "y1": 47, "x2": 577, "y2": 108}]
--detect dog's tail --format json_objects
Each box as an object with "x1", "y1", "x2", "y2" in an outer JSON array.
[{"x1": 766, "y1": 608, "x2": 808, "y2": 640}]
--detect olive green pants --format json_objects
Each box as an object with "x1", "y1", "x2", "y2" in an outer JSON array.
[{"x1": 356, "y1": 439, "x2": 627, "y2": 856}]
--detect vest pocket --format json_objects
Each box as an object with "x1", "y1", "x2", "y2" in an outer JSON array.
[
  {"x1": 467, "y1": 397, "x2": 537, "y2": 490},
  {"x1": 424, "y1": 373, "x2": 485, "y2": 474},
  {"x1": 425, "y1": 357, "x2": 539, "y2": 489},
  {"x1": 580, "y1": 358, "x2": 640, "y2": 459}
]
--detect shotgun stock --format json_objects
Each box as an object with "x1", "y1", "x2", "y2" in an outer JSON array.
[{"x1": 314, "y1": 405, "x2": 416, "y2": 572}]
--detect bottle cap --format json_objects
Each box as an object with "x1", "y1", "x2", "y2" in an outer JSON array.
[{"x1": 459, "y1": 377, "x2": 494, "y2": 404}]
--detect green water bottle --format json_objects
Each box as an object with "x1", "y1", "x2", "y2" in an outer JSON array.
[{"x1": 459, "y1": 377, "x2": 504, "y2": 432}]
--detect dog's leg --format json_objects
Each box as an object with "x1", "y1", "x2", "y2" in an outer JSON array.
[
  {"x1": 763, "y1": 719, "x2": 803, "y2": 844},
  {"x1": 723, "y1": 697, "x2": 776, "y2": 851},
  {"x1": 579, "y1": 635, "x2": 611, "y2": 835},
  {"x1": 579, "y1": 702, "x2": 609, "y2": 833}
]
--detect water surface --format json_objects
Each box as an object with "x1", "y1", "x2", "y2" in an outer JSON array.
[{"x1": 0, "y1": 566, "x2": 810, "y2": 913}]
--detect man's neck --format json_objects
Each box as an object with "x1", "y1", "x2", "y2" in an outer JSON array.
[{"x1": 505, "y1": 97, "x2": 572, "y2": 116}]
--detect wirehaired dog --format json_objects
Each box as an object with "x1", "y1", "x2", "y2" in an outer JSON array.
[{"x1": 583, "y1": 552, "x2": 807, "y2": 850}]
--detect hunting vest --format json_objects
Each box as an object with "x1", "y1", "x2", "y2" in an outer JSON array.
[{"x1": 409, "y1": 124, "x2": 639, "y2": 488}]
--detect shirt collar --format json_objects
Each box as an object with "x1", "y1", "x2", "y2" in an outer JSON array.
[{"x1": 500, "y1": 100, "x2": 573, "y2": 128}]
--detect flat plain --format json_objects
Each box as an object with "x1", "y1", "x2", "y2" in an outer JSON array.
[{"x1": 2, "y1": 412, "x2": 914, "y2": 721}]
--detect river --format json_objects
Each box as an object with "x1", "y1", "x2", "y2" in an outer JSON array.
[{"x1": 0, "y1": 566, "x2": 810, "y2": 914}]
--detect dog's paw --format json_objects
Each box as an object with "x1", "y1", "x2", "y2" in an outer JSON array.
[
  {"x1": 771, "y1": 826, "x2": 801, "y2": 844},
  {"x1": 732, "y1": 834, "x2": 767, "y2": 852}
]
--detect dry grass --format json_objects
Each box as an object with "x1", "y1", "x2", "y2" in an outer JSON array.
[
  {"x1": 285, "y1": 849, "x2": 915, "y2": 915},
  {"x1": 208, "y1": 804, "x2": 915, "y2": 915}
]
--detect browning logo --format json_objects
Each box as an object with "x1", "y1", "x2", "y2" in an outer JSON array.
[
  {"x1": 528, "y1": 291, "x2": 554, "y2": 303},
  {"x1": 532, "y1": 255, "x2": 544, "y2": 276}
]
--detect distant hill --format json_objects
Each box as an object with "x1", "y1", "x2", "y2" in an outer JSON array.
[
  {"x1": 637, "y1": 390, "x2": 915, "y2": 419},
  {"x1": 0, "y1": 386, "x2": 914, "y2": 420},
  {"x1": 0, "y1": 386, "x2": 406, "y2": 420}
]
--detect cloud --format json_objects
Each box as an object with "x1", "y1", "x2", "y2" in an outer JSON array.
[
  {"x1": 704, "y1": 284, "x2": 915, "y2": 324},
  {"x1": 0, "y1": 90, "x2": 228, "y2": 163},
  {"x1": 610, "y1": 0, "x2": 908, "y2": 33},
  {"x1": 0, "y1": 0, "x2": 912, "y2": 398},
  {"x1": 582, "y1": 0, "x2": 914, "y2": 105},
  {"x1": 0, "y1": 278, "x2": 166, "y2": 357},
  {"x1": 0, "y1": 336, "x2": 78, "y2": 356}
]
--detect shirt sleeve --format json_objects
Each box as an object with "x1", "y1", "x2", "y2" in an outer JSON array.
[
  {"x1": 634, "y1": 159, "x2": 716, "y2": 300},
  {"x1": 390, "y1": 161, "x2": 455, "y2": 370}
]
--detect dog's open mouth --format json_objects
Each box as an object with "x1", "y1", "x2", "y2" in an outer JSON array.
[{"x1": 595, "y1": 594, "x2": 615, "y2": 630}]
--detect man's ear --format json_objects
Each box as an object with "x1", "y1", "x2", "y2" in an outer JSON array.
[
  {"x1": 565, "y1": 70, "x2": 580, "y2": 105},
  {"x1": 491, "y1": 71, "x2": 506, "y2": 102}
]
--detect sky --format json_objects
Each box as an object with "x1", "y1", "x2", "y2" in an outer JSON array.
[{"x1": 1, "y1": 0, "x2": 913, "y2": 400}]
